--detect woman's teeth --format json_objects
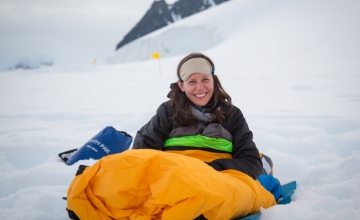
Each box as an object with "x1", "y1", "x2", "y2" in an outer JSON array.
[{"x1": 195, "y1": 93, "x2": 206, "y2": 98}]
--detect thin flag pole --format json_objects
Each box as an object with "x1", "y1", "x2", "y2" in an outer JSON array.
[
  {"x1": 158, "y1": 58, "x2": 162, "y2": 76},
  {"x1": 150, "y1": 52, "x2": 161, "y2": 76}
]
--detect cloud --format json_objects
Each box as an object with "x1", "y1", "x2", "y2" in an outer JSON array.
[{"x1": 0, "y1": 0, "x2": 154, "y2": 70}]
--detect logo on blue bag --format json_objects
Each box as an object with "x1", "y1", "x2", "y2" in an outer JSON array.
[{"x1": 88, "y1": 139, "x2": 111, "y2": 154}]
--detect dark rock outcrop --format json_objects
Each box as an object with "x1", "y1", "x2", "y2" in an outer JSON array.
[
  {"x1": 115, "y1": 0, "x2": 230, "y2": 50},
  {"x1": 9, "y1": 56, "x2": 54, "y2": 70}
]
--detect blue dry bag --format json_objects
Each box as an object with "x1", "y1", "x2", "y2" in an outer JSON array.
[{"x1": 59, "y1": 126, "x2": 132, "y2": 165}]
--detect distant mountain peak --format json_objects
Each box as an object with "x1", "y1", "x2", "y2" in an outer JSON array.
[{"x1": 115, "y1": 0, "x2": 230, "y2": 50}]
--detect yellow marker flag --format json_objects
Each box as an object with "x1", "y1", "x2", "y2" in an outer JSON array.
[
  {"x1": 92, "y1": 59, "x2": 97, "y2": 64},
  {"x1": 150, "y1": 52, "x2": 160, "y2": 59}
]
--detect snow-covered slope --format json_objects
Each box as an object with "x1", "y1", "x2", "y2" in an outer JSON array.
[
  {"x1": 108, "y1": 0, "x2": 242, "y2": 63},
  {"x1": 108, "y1": 0, "x2": 360, "y2": 70}
]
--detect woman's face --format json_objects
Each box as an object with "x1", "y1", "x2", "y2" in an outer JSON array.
[{"x1": 178, "y1": 73, "x2": 214, "y2": 106}]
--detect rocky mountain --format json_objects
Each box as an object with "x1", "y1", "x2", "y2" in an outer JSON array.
[{"x1": 115, "y1": 0, "x2": 230, "y2": 50}]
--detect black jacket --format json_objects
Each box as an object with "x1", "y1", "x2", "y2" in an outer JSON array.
[{"x1": 132, "y1": 101, "x2": 263, "y2": 179}]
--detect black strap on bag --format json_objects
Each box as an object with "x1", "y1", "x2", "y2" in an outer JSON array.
[
  {"x1": 120, "y1": 130, "x2": 132, "y2": 137},
  {"x1": 58, "y1": 149, "x2": 78, "y2": 162},
  {"x1": 66, "y1": 209, "x2": 80, "y2": 220},
  {"x1": 75, "y1": 165, "x2": 89, "y2": 176}
]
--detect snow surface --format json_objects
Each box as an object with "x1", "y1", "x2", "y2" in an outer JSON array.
[{"x1": 1, "y1": 0, "x2": 360, "y2": 219}]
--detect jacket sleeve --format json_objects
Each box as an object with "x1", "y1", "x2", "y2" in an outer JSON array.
[
  {"x1": 132, "y1": 102, "x2": 171, "y2": 150},
  {"x1": 207, "y1": 107, "x2": 263, "y2": 179}
]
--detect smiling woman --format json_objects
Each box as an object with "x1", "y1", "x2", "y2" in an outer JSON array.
[
  {"x1": 133, "y1": 52, "x2": 264, "y2": 179},
  {"x1": 168, "y1": 53, "x2": 232, "y2": 126},
  {"x1": 123, "y1": 53, "x2": 277, "y2": 219}
]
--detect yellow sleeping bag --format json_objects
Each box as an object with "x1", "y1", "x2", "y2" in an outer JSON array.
[{"x1": 67, "y1": 149, "x2": 276, "y2": 220}]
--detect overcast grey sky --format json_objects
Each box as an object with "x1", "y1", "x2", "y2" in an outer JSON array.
[{"x1": 0, "y1": 0, "x2": 177, "y2": 70}]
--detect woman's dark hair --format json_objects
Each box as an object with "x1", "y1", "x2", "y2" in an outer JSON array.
[{"x1": 168, "y1": 53, "x2": 233, "y2": 126}]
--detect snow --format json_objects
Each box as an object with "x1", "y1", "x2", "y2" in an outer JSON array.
[{"x1": 1, "y1": 0, "x2": 360, "y2": 219}]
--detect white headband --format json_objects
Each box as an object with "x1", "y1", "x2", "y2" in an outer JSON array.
[{"x1": 179, "y1": 57, "x2": 213, "y2": 81}]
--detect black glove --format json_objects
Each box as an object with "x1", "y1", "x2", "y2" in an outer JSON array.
[{"x1": 205, "y1": 161, "x2": 222, "y2": 171}]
